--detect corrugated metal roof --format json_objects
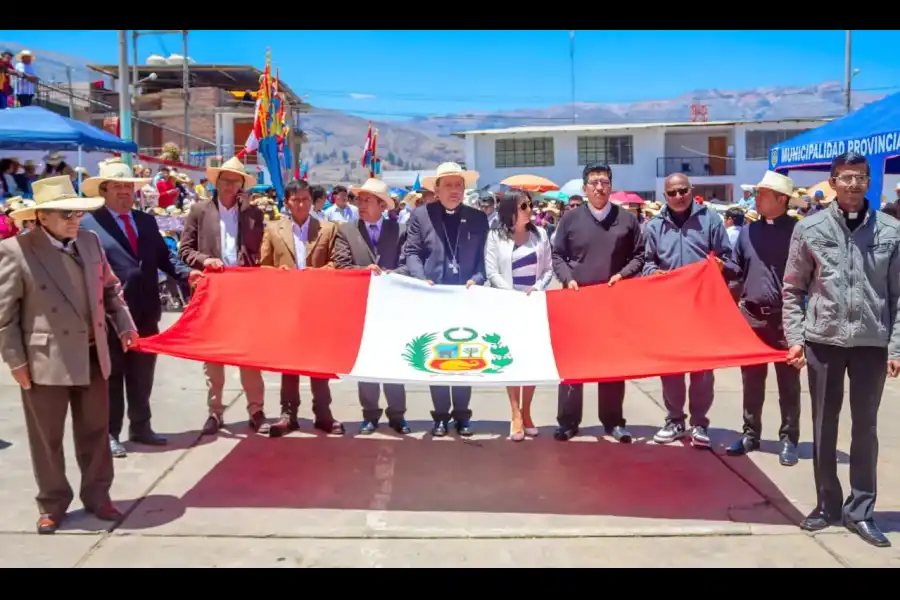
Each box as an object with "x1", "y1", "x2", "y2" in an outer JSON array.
[{"x1": 451, "y1": 118, "x2": 830, "y2": 138}]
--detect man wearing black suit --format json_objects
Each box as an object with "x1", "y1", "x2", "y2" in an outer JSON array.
[
  {"x1": 80, "y1": 159, "x2": 191, "y2": 458},
  {"x1": 403, "y1": 162, "x2": 488, "y2": 437},
  {"x1": 333, "y1": 178, "x2": 412, "y2": 436}
]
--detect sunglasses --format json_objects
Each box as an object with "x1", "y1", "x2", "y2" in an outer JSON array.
[
  {"x1": 45, "y1": 210, "x2": 85, "y2": 220},
  {"x1": 519, "y1": 201, "x2": 533, "y2": 211},
  {"x1": 665, "y1": 187, "x2": 690, "y2": 198}
]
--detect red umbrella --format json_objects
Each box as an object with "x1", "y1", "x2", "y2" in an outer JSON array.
[{"x1": 610, "y1": 191, "x2": 645, "y2": 205}]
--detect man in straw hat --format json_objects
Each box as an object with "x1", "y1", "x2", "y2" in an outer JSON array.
[
  {"x1": 258, "y1": 179, "x2": 345, "y2": 437},
  {"x1": 783, "y1": 151, "x2": 900, "y2": 548},
  {"x1": 404, "y1": 162, "x2": 488, "y2": 437},
  {"x1": 179, "y1": 156, "x2": 268, "y2": 436},
  {"x1": 0, "y1": 175, "x2": 138, "y2": 534},
  {"x1": 332, "y1": 178, "x2": 411, "y2": 435},
  {"x1": 80, "y1": 158, "x2": 191, "y2": 458},
  {"x1": 13, "y1": 49, "x2": 38, "y2": 108},
  {"x1": 722, "y1": 170, "x2": 801, "y2": 468},
  {"x1": 644, "y1": 172, "x2": 736, "y2": 449}
]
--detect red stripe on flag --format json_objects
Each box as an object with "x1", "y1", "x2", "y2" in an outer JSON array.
[
  {"x1": 547, "y1": 256, "x2": 786, "y2": 383},
  {"x1": 137, "y1": 267, "x2": 371, "y2": 378}
]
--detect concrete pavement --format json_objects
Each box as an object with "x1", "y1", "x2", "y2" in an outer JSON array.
[{"x1": 1, "y1": 314, "x2": 899, "y2": 567}]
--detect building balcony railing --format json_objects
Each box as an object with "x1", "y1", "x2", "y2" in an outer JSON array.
[{"x1": 657, "y1": 156, "x2": 735, "y2": 178}]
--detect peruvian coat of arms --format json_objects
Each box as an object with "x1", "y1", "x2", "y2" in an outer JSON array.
[{"x1": 402, "y1": 327, "x2": 513, "y2": 375}]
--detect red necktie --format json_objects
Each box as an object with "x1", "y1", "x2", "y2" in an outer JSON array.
[{"x1": 118, "y1": 214, "x2": 139, "y2": 254}]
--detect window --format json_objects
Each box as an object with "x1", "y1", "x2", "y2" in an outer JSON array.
[
  {"x1": 633, "y1": 191, "x2": 656, "y2": 201},
  {"x1": 494, "y1": 137, "x2": 554, "y2": 168},
  {"x1": 745, "y1": 129, "x2": 810, "y2": 161},
  {"x1": 577, "y1": 135, "x2": 633, "y2": 165}
]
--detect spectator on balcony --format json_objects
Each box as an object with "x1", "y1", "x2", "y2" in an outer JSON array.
[
  {"x1": 0, "y1": 50, "x2": 14, "y2": 109},
  {"x1": 13, "y1": 50, "x2": 37, "y2": 107},
  {"x1": 155, "y1": 168, "x2": 178, "y2": 209}
]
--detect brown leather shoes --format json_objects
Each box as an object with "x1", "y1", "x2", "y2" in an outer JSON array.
[
  {"x1": 87, "y1": 502, "x2": 123, "y2": 522},
  {"x1": 260, "y1": 414, "x2": 300, "y2": 438},
  {"x1": 248, "y1": 410, "x2": 267, "y2": 432}
]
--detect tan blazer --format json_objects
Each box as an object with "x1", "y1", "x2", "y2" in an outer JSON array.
[
  {"x1": 0, "y1": 228, "x2": 136, "y2": 386},
  {"x1": 259, "y1": 217, "x2": 337, "y2": 269}
]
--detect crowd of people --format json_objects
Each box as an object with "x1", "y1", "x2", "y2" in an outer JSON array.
[{"x1": 0, "y1": 149, "x2": 896, "y2": 552}]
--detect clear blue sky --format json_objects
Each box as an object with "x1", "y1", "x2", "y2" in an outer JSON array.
[{"x1": 4, "y1": 30, "x2": 899, "y2": 120}]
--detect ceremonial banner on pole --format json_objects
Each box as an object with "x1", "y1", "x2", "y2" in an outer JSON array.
[{"x1": 137, "y1": 257, "x2": 786, "y2": 385}]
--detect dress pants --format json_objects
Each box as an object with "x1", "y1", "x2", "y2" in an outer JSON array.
[
  {"x1": 359, "y1": 382, "x2": 406, "y2": 422},
  {"x1": 806, "y1": 342, "x2": 886, "y2": 523},
  {"x1": 108, "y1": 320, "x2": 159, "y2": 440},
  {"x1": 739, "y1": 305, "x2": 801, "y2": 444},
  {"x1": 204, "y1": 363, "x2": 264, "y2": 418},
  {"x1": 430, "y1": 386, "x2": 472, "y2": 423},
  {"x1": 281, "y1": 375, "x2": 335, "y2": 422},
  {"x1": 661, "y1": 371, "x2": 714, "y2": 428},
  {"x1": 557, "y1": 382, "x2": 626, "y2": 432},
  {"x1": 20, "y1": 348, "x2": 114, "y2": 517}
]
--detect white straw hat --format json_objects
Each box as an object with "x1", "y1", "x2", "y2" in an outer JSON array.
[
  {"x1": 421, "y1": 162, "x2": 479, "y2": 190},
  {"x1": 206, "y1": 156, "x2": 256, "y2": 188},
  {"x1": 80, "y1": 158, "x2": 151, "y2": 197},
  {"x1": 10, "y1": 176, "x2": 104, "y2": 221},
  {"x1": 755, "y1": 171, "x2": 794, "y2": 197},
  {"x1": 350, "y1": 178, "x2": 395, "y2": 210}
]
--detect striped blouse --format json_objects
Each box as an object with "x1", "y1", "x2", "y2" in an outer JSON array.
[{"x1": 511, "y1": 233, "x2": 540, "y2": 291}]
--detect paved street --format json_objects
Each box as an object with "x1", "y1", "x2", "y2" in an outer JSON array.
[{"x1": 1, "y1": 313, "x2": 899, "y2": 567}]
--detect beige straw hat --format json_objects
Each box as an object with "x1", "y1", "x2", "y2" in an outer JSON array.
[
  {"x1": 421, "y1": 162, "x2": 479, "y2": 190},
  {"x1": 206, "y1": 156, "x2": 257, "y2": 188},
  {"x1": 350, "y1": 178, "x2": 395, "y2": 210},
  {"x1": 80, "y1": 158, "x2": 150, "y2": 197},
  {"x1": 10, "y1": 176, "x2": 104, "y2": 221}
]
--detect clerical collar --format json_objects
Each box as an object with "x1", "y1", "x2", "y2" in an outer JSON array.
[{"x1": 839, "y1": 199, "x2": 868, "y2": 221}]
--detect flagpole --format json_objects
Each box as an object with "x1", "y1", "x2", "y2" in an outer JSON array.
[{"x1": 569, "y1": 30, "x2": 576, "y2": 124}]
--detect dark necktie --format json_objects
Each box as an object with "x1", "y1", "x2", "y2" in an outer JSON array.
[{"x1": 118, "y1": 213, "x2": 139, "y2": 254}]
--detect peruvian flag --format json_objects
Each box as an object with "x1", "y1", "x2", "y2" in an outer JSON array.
[
  {"x1": 236, "y1": 98, "x2": 263, "y2": 159},
  {"x1": 361, "y1": 123, "x2": 373, "y2": 168},
  {"x1": 137, "y1": 257, "x2": 785, "y2": 385}
]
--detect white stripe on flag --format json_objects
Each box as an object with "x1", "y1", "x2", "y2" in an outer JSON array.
[{"x1": 344, "y1": 274, "x2": 561, "y2": 387}]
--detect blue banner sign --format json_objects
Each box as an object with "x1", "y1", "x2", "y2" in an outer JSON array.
[{"x1": 773, "y1": 131, "x2": 900, "y2": 169}]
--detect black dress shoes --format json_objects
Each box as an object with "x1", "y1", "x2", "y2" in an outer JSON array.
[
  {"x1": 553, "y1": 427, "x2": 578, "y2": 441},
  {"x1": 432, "y1": 421, "x2": 448, "y2": 437},
  {"x1": 800, "y1": 509, "x2": 841, "y2": 532},
  {"x1": 130, "y1": 430, "x2": 167, "y2": 446},
  {"x1": 845, "y1": 519, "x2": 892, "y2": 548},
  {"x1": 779, "y1": 440, "x2": 799, "y2": 467},
  {"x1": 726, "y1": 435, "x2": 760, "y2": 456}
]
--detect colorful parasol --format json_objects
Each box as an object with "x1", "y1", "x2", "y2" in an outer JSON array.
[
  {"x1": 500, "y1": 174, "x2": 560, "y2": 193},
  {"x1": 610, "y1": 191, "x2": 645, "y2": 205}
]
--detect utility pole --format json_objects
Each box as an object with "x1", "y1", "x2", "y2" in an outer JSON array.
[
  {"x1": 844, "y1": 30, "x2": 852, "y2": 114},
  {"x1": 117, "y1": 29, "x2": 133, "y2": 167},
  {"x1": 182, "y1": 30, "x2": 190, "y2": 163},
  {"x1": 132, "y1": 31, "x2": 139, "y2": 147},
  {"x1": 569, "y1": 30, "x2": 576, "y2": 124}
]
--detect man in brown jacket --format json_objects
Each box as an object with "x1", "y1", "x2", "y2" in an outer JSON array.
[
  {"x1": 332, "y1": 178, "x2": 410, "y2": 435},
  {"x1": 178, "y1": 157, "x2": 267, "y2": 436},
  {"x1": 258, "y1": 179, "x2": 345, "y2": 437},
  {"x1": 0, "y1": 176, "x2": 137, "y2": 534}
]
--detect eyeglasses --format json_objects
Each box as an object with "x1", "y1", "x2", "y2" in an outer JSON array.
[
  {"x1": 519, "y1": 201, "x2": 533, "y2": 211},
  {"x1": 587, "y1": 179, "x2": 611, "y2": 187},
  {"x1": 835, "y1": 174, "x2": 870, "y2": 184},
  {"x1": 45, "y1": 210, "x2": 85, "y2": 220},
  {"x1": 666, "y1": 187, "x2": 690, "y2": 198}
]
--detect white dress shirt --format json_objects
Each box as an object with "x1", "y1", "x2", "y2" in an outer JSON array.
[
  {"x1": 292, "y1": 217, "x2": 310, "y2": 270},
  {"x1": 324, "y1": 203, "x2": 359, "y2": 225},
  {"x1": 587, "y1": 200, "x2": 612, "y2": 223},
  {"x1": 219, "y1": 204, "x2": 240, "y2": 266}
]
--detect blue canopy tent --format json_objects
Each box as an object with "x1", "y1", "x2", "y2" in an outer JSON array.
[
  {"x1": 771, "y1": 91, "x2": 900, "y2": 209},
  {"x1": 0, "y1": 106, "x2": 138, "y2": 152}
]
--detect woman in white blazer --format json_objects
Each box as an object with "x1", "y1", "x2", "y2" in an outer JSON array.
[{"x1": 484, "y1": 191, "x2": 553, "y2": 441}]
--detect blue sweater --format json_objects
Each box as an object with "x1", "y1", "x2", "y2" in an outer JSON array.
[{"x1": 642, "y1": 201, "x2": 735, "y2": 275}]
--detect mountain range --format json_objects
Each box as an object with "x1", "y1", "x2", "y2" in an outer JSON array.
[{"x1": 0, "y1": 41, "x2": 883, "y2": 182}]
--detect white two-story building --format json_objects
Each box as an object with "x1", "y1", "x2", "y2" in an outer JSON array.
[{"x1": 454, "y1": 119, "x2": 844, "y2": 203}]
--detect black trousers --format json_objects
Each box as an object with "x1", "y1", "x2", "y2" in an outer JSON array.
[
  {"x1": 806, "y1": 342, "x2": 886, "y2": 523},
  {"x1": 557, "y1": 381, "x2": 626, "y2": 433},
  {"x1": 108, "y1": 320, "x2": 159, "y2": 440},
  {"x1": 430, "y1": 386, "x2": 471, "y2": 423},
  {"x1": 280, "y1": 375, "x2": 335, "y2": 422},
  {"x1": 739, "y1": 305, "x2": 801, "y2": 444}
]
